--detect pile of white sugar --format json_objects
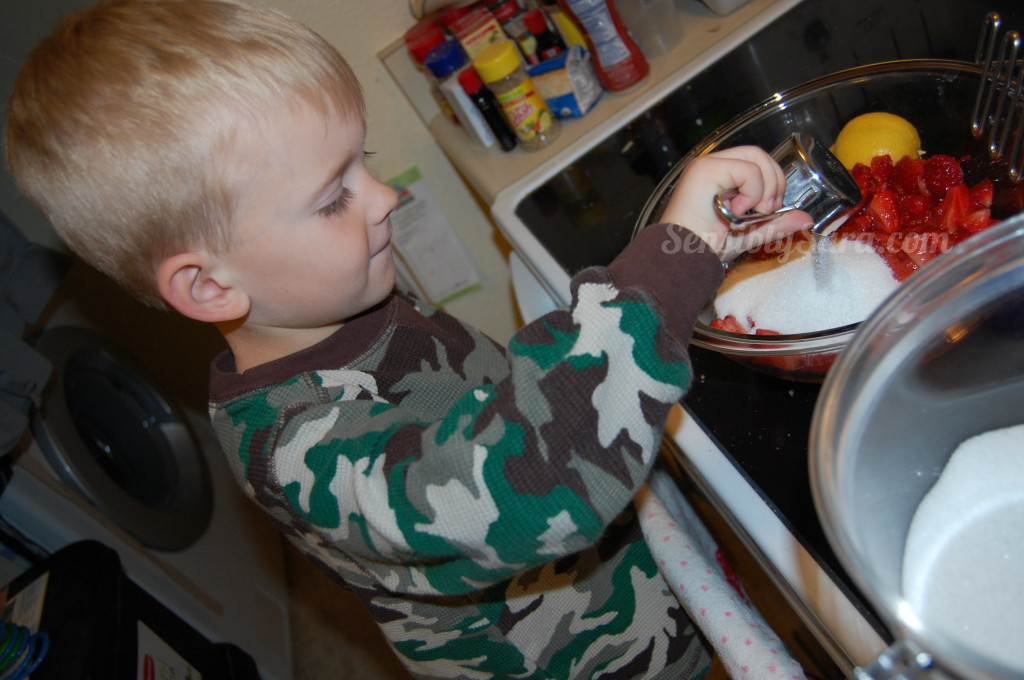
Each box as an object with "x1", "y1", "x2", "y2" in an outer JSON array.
[
  {"x1": 713, "y1": 238, "x2": 900, "y2": 334},
  {"x1": 901, "y1": 424, "x2": 1024, "y2": 672}
]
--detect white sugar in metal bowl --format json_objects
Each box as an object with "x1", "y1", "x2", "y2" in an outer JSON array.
[{"x1": 902, "y1": 424, "x2": 1024, "y2": 673}]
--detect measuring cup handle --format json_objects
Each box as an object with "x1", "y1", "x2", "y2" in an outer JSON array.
[{"x1": 714, "y1": 189, "x2": 799, "y2": 228}]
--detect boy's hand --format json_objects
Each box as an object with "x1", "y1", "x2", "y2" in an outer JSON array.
[{"x1": 658, "y1": 146, "x2": 813, "y2": 260}]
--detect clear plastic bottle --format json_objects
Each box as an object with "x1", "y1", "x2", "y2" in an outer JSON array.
[
  {"x1": 473, "y1": 40, "x2": 560, "y2": 151},
  {"x1": 556, "y1": 0, "x2": 649, "y2": 92}
]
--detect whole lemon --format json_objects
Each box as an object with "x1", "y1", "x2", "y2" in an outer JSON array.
[{"x1": 831, "y1": 112, "x2": 921, "y2": 169}]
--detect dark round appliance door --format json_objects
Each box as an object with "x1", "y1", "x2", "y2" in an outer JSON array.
[{"x1": 30, "y1": 326, "x2": 213, "y2": 551}]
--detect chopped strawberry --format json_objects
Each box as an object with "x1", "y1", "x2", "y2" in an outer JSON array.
[
  {"x1": 938, "y1": 184, "x2": 971, "y2": 233},
  {"x1": 844, "y1": 213, "x2": 874, "y2": 233},
  {"x1": 901, "y1": 231, "x2": 947, "y2": 269},
  {"x1": 904, "y1": 250, "x2": 933, "y2": 268},
  {"x1": 924, "y1": 154, "x2": 964, "y2": 197},
  {"x1": 892, "y1": 156, "x2": 925, "y2": 195},
  {"x1": 799, "y1": 352, "x2": 838, "y2": 376},
  {"x1": 961, "y1": 208, "x2": 993, "y2": 234},
  {"x1": 870, "y1": 154, "x2": 894, "y2": 187},
  {"x1": 970, "y1": 178, "x2": 994, "y2": 209},
  {"x1": 851, "y1": 163, "x2": 876, "y2": 198},
  {"x1": 899, "y1": 194, "x2": 931, "y2": 228},
  {"x1": 868, "y1": 189, "x2": 901, "y2": 233},
  {"x1": 887, "y1": 252, "x2": 919, "y2": 281},
  {"x1": 710, "y1": 315, "x2": 746, "y2": 334},
  {"x1": 755, "y1": 352, "x2": 835, "y2": 378}
]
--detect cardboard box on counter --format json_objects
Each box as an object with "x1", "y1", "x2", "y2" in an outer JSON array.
[{"x1": 528, "y1": 45, "x2": 602, "y2": 119}]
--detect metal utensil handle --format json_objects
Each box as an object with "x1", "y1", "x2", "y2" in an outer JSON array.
[
  {"x1": 970, "y1": 12, "x2": 1024, "y2": 180},
  {"x1": 713, "y1": 188, "x2": 802, "y2": 228}
]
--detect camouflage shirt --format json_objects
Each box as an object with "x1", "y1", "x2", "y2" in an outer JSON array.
[{"x1": 208, "y1": 225, "x2": 724, "y2": 679}]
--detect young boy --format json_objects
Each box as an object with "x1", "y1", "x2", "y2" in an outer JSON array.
[{"x1": 5, "y1": 1, "x2": 809, "y2": 678}]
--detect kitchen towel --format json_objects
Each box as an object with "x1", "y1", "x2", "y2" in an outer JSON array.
[{"x1": 636, "y1": 467, "x2": 807, "y2": 679}]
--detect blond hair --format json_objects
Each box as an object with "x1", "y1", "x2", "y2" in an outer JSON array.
[{"x1": 5, "y1": 0, "x2": 364, "y2": 307}]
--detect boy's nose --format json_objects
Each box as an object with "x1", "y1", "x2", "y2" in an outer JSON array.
[{"x1": 371, "y1": 177, "x2": 398, "y2": 224}]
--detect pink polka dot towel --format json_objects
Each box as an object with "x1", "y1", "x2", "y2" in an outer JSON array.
[{"x1": 636, "y1": 468, "x2": 807, "y2": 680}]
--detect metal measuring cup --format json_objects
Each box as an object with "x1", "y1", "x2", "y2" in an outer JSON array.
[{"x1": 714, "y1": 132, "x2": 862, "y2": 235}]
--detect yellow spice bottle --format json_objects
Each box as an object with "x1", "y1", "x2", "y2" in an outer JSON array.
[{"x1": 473, "y1": 40, "x2": 560, "y2": 151}]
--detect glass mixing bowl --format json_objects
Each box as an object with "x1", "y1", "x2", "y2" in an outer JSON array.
[{"x1": 634, "y1": 59, "x2": 1024, "y2": 381}]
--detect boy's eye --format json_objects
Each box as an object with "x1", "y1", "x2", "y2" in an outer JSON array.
[
  {"x1": 319, "y1": 187, "x2": 353, "y2": 217},
  {"x1": 317, "y1": 152, "x2": 375, "y2": 218}
]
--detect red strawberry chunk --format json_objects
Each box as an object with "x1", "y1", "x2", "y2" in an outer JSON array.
[
  {"x1": 868, "y1": 189, "x2": 901, "y2": 233},
  {"x1": 899, "y1": 194, "x2": 931, "y2": 228},
  {"x1": 845, "y1": 213, "x2": 874, "y2": 233},
  {"x1": 938, "y1": 183, "x2": 971, "y2": 233},
  {"x1": 924, "y1": 154, "x2": 964, "y2": 197},
  {"x1": 851, "y1": 164, "x2": 876, "y2": 198},
  {"x1": 870, "y1": 155, "x2": 894, "y2": 187},
  {"x1": 892, "y1": 156, "x2": 925, "y2": 195},
  {"x1": 710, "y1": 315, "x2": 746, "y2": 334},
  {"x1": 961, "y1": 208, "x2": 993, "y2": 234},
  {"x1": 901, "y1": 230, "x2": 948, "y2": 269},
  {"x1": 970, "y1": 178, "x2": 994, "y2": 209}
]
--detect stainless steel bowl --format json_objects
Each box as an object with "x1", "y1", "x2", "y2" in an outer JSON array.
[
  {"x1": 809, "y1": 212, "x2": 1024, "y2": 679},
  {"x1": 635, "y1": 59, "x2": 1024, "y2": 381}
]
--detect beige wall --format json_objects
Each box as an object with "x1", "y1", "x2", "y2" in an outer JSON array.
[{"x1": 257, "y1": 0, "x2": 520, "y2": 343}]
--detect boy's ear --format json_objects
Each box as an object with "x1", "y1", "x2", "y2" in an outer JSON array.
[{"x1": 157, "y1": 252, "x2": 249, "y2": 323}]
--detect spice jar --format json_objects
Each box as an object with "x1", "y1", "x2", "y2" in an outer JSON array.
[{"x1": 473, "y1": 39, "x2": 560, "y2": 151}]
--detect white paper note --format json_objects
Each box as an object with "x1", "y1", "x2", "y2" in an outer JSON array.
[{"x1": 386, "y1": 167, "x2": 482, "y2": 306}]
